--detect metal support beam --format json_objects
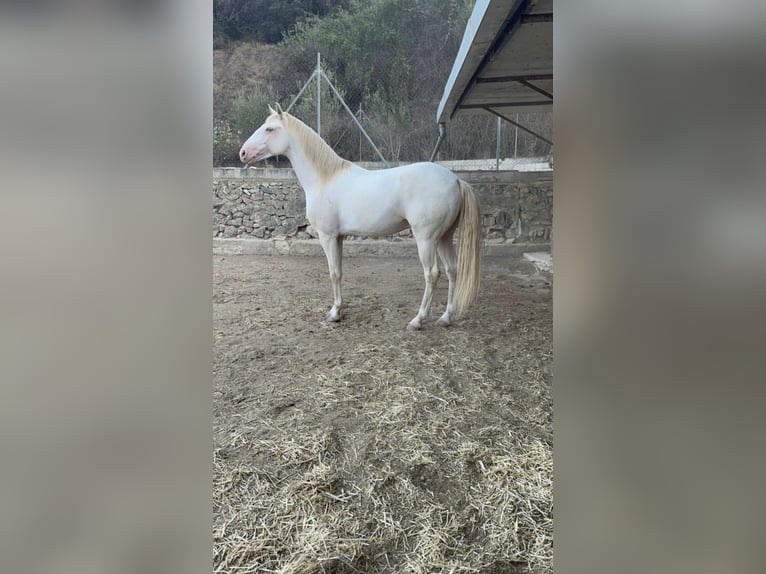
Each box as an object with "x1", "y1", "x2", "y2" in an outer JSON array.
[
  {"x1": 476, "y1": 73, "x2": 553, "y2": 84},
  {"x1": 521, "y1": 13, "x2": 553, "y2": 23},
  {"x1": 461, "y1": 101, "x2": 552, "y2": 109},
  {"x1": 517, "y1": 79, "x2": 553, "y2": 100},
  {"x1": 484, "y1": 107, "x2": 553, "y2": 147},
  {"x1": 285, "y1": 71, "x2": 317, "y2": 114},
  {"x1": 429, "y1": 123, "x2": 446, "y2": 162},
  {"x1": 320, "y1": 70, "x2": 389, "y2": 167}
]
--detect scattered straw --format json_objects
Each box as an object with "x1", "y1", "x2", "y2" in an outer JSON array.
[{"x1": 215, "y1": 255, "x2": 552, "y2": 573}]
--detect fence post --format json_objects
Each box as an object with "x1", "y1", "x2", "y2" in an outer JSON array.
[
  {"x1": 316, "y1": 52, "x2": 321, "y2": 136},
  {"x1": 496, "y1": 116, "x2": 502, "y2": 170},
  {"x1": 514, "y1": 113, "x2": 519, "y2": 158},
  {"x1": 358, "y1": 103, "x2": 363, "y2": 161},
  {"x1": 321, "y1": 70, "x2": 389, "y2": 167}
]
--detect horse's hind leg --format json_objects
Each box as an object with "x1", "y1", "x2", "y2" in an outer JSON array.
[
  {"x1": 319, "y1": 232, "x2": 343, "y2": 322},
  {"x1": 408, "y1": 238, "x2": 440, "y2": 331},
  {"x1": 436, "y1": 233, "x2": 457, "y2": 327}
]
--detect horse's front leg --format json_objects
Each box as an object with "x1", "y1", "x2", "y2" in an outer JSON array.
[{"x1": 318, "y1": 232, "x2": 344, "y2": 322}]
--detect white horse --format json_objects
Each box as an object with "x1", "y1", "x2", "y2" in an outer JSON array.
[{"x1": 239, "y1": 104, "x2": 482, "y2": 330}]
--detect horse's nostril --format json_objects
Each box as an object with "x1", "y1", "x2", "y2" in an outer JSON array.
[{"x1": 240, "y1": 149, "x2": 246, "y2": 158}]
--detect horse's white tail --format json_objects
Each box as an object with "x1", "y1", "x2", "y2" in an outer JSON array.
[{"x1": 454, "y1": 179, "x2": 482, "y2": 318}]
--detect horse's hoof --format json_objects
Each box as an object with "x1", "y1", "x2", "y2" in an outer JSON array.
[
  {"x1": 326, "y1": 311, "x2": 341, "y2": 322},
  {"x1": 435, "y1": 317, "x2": 452, "y2": 327},
  {"x1": 406, "y1": 320, "x2": 422, "y2": 331}
]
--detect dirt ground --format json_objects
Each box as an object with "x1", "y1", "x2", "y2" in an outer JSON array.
[{"x1": 214, "y1": 254, "x2": 552, "y2": 573}]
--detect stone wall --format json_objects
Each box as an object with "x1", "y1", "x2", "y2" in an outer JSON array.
[{"x1": 213, "y1": 168, "x2": 552, "y2": 245}]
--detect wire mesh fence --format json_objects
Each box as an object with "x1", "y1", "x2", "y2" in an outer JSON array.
[{"x1": 213, "y1": 1, "x2": 552, "y2": 168}]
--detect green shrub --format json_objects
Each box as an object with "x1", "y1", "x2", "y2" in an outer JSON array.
[
  {"x1": 231, "y1": 88, "x2": 279, "y2": 140},
  {"x1": 213, "y1": 121, "x2": 242, "y2": 167}
]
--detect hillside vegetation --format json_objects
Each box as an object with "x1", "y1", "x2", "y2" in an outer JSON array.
[{"x1": 213, "y1": 0, "x2": 552, "y2": 166}]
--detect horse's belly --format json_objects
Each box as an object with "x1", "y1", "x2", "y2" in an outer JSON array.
[
  {"x1": 307, "y1": 198, "x2": 407, "y2": 237},
  {"x1": 339, "y1": 210, "x2": 408, "y2": 236}
]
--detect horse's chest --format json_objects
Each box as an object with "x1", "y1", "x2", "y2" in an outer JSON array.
[{"x1": 305, "y1": 194, "x2": 338, "y2": 230}]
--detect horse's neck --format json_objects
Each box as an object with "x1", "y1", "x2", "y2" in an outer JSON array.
[
  {"x1": 285, "y1": 142, "x2": 324, "y2": 195},
  {"x1": 284, "y1": 130, "x2": 348, "y2": 195}
]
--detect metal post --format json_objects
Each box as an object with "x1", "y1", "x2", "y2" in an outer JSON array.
[
  {"x1": 358, "y1": 103, "x2": 362, "y2": 161},
  {"x1": 496, "y1": 116, "x2": 502, "y2": 171},
  {"x1": 429, "y1": 123, "x2": 446, "y2": 163},
  {"x1": 321, "y1": 70, "x2": 389, "y2": 167},
  {"x1": 285, "y1": 70, "x2": 317, "y2": 113},
  {"x1": 514, "y1": 113, "x2": 519, "y2": 157},
  {"x1": 483, "y1": 107, "x2": 553, "y2": 149},
  {"x1": 316, "y1": 52, "x2": 321, "y2": 136}
]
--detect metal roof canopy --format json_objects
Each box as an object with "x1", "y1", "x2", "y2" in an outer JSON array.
[{"x1": 436, "y1": 0, "x2": 552, "y2": 145}]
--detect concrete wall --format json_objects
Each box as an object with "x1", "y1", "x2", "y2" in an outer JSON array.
[{"x1": 213, "y1": 167, "x2": 552, "y2": 245}]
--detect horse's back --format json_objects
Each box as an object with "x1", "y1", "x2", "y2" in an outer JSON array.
[
  {"x1": 393, "y1": 161, "x2": 461, "y2": 205},
  {"x1": 390, "y1": 161, "x2": 459, "y2": 187},
  {"x1": 320, "y1": 162, "x2": 462, "y2": 237}
]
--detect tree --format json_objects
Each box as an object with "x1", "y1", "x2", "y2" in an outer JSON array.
[
  {"x1": 214, "y1": 0, "x2": 351, "y2": 44},
  {"x1": 272, "y1": 0, "x2": 474, "y2": 160},
  {"x1": 214, "y1": 0, "x2": 552, "y2": 164}
]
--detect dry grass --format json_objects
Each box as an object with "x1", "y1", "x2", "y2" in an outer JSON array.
[
  {"x1": 214, "y1": 255, "x2": 552, "y2": 573},
  {"x1": 214, "y1": 41, "x2": 281, "y2": 123}
]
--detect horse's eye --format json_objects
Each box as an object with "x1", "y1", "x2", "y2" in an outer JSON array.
[{"x1": 265, "y1": 127, "x2": 274, "y2": 133}]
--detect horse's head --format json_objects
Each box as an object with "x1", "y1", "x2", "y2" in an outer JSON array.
[{"x1": 239, "y1": 103, "x2": 289, "y2": 165}]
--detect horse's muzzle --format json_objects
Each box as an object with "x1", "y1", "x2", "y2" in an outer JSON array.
[{"x1": 240, "y1": 146, "x2": 264, "y2": 166}]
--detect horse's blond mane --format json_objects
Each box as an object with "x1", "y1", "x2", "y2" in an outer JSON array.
[{"x1": 276, "y1": 111, "x2": 351, "y2": 183}]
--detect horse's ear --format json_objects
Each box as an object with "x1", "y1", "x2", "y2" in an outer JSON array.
[
  {"x1": 268, "y1": 104, "x2": 276, "y2": 115},
  {"x1": 275, "y1": 103, "x2": 284, "y2": 116}
]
